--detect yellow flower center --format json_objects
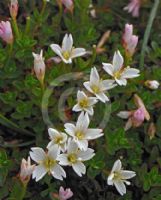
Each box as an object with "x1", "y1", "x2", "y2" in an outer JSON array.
[
  {"x1": 79, "y1": 98, "x2": 89, "y2": 108},
  {"x1": 55, "y1": 136, "x2": 63, "y2": 144},
  {"x1": 75, "y1": 131, "x2": 84, "y2": 140},
  {"x1": 91, "y1": 85, "x2": 100, "y2": 94},
  {"x1": 113, "y1": 71, "x2": 121, "y2": 79},
  {"x1": 113, "y1": 172, "x2": 122, "y2": 181},
  {"x1": 62, "y1": 51, "x2": 70, "y2": 60},
  {"x1": 43, "y1": 157, "x2": 56, "y2": 170},
  {"x1": 68, "y1": 153, "x2": 77, "y2": 164}
]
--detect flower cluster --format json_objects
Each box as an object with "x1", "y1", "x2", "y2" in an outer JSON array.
[{"x1": 29, "y1": 31, "x2": 141, "y2": 196}]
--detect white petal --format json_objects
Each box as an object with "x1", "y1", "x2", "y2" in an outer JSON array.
[
  {"x1": 107, "y1": 173, "x2": 114, "y2": 185},
  {"x1": 113, "y1": 50, "x2": 124, "y2": 72},
  {"x1": 111, "y1": 159, "x2": 122, "y2": 172},
  {"x1": 85, "y1": 128, "x2": 103, "y2": 140},
  {"x1": 88, "y1": 97, "x2": 98, "y2": 106},
  {"x1": 101, "y1": 80, "x2": 117, "y2": 91},
  {"x1": 77, "y1": 148, "x2": 95, "y2": 161},
  {"x1": 121, "y1": 68, "x2": 140, "y2": 79},
  {"x1": 48, "y1": 145, "x2": 59, "y2": 160},
  {"x1": 71, "y1": 48, "x2": 86, "y2": 58},
  {"x1": 30, "y1": 148, "x2": 46, "y2": 163},
  {"x1": 72, "y1": 104, "x2": 82, "y2": 112},
  {"x1": 90, "y1": 67, "x2": 100, "y2": 84},
  {"x1": 114, "y1": 181, "x2": 126, "y2": 196},
  {"x1": 76, "y1": 139, "x2": 88, "y2": 151},
  {"x1": 64, "y1": 123, "x2": 76, "y2": 137},
  {"x1": 72, "y1": 162, "x2": 86, "y2": 177},
  {"x1": 57, "y1": 154, "x2": 70, "y2": 166},
  {"x1": 67, "y1": 140, "x2": 78, "y2": 153},
  {"x1": 77, "y1": 90, "x2": 87, "y2": 100},
  {"x1": 96, "y1": 92, "x2": 109, "y2": 103},
  {"x1": 115, "y1": 78, "x2": 127, "y2": 86},
  {"x1": 50, "y1": 163, "x2": 66, "y2": 180},
  {"x1": 62, "y1": 34, "x2": 73, "y2": 52},
  {"x1": 48, "y1": 128, "x2": 59, "y2": 139},
  {"x1": 125, "y1": 118, "x2": 132, "y2": 131},
  {"x1": 84, "y1": 107, "x2": 94, "y2": 115},
  {"x1": 50, "y1": 44, "x2": 62, "y2": 58},
  {"x1": 120, "y1": 170, "x2": 136, "y2": 179},
  {"x1": 32, "y1": 165, "x2": 47, "y2": 182},
  {"x1": 76, "y1": 112, "x2": 90, "y2": 130},
  {"x1": 102, "y1": 63, "x2": 114, "y2": 76},
  {"x1": 117, "y1": 111, "x2": 131, "y2": 119},
  {"x1": 83, "y1": 82, "x2": 93, "y2": 93}
]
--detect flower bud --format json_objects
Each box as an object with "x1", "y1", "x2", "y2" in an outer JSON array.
[
  {"x1": 147, "y1": 122, "x2": 156, "y2": 140},
  {"x1": 62, "y1": 0, "x2": 74, "y2": 13},
  {"x1": 124, "y1": 0, "x2": 141, "y2": 18},
  {"x1": 32, "y1": 50, "x2": 46, "y2": 83},
  {"x1": 9, "y1": 0, "x2": 19, "y2": 19},
  {"x1": 19, "y1": 157, "x2": 35, "y2": 184},
  {"x1": 59, "y1": 186, "x2": 73, "y2": 200},
  {"x1": 0, "y1": 21, "x2": 13, "y2": 44},
  {"x1": 132, "y1": 107, "x2": 145, "y2": 127},
  {"x1": 122, "y1": 24, "x2": 138, "y2": 57},
  {"x1": 145, "y1": 80, "x2": 160, "y2": 90}
]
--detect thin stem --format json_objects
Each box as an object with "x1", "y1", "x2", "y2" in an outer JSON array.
[
  {"x1": 139, "y1": 0, "x2": 160, "y2": 69},
  {"x1": 12, "y1": 18, "x2": 20, "y2": 39},
  {"x1": 0, "y1": 140, "x2": 35, "y2": 148},
  {"x1": 25, "y1": 16, "x2": 31, "y2": 35}
]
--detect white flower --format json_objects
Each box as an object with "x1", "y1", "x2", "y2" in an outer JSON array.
[
  {"x1": 145, "y1": 80, "x2": 160, "y2": 90},
  {"x1": 47, "y1": 128, "x2": 68, "y2": 152},
  {"x1": 72, "y1": 90, "x2": 98, "y2": 115},
  {"x1": 30, "y1": 146, "x2": 66, "y2": 182},
  {"x1": 32, "y1": 50, "x2": 46, "y2": 82},
  {"x1": 19, "y1": 157, "x2": 35, "y2": 183},
  {"x1": 50, "y1": 34, "x2": 86, "y2": 64},
  {"x1": 107, "y1": 159, "x2": 136, "y2": 196},
  {"x1": 83, "y1": 67, "x2": 116, "y2": 103},
  {"x1": 64, "y1": 112, "x2": 103, "y2": 151},
  {"x1": 58, "y1": 140, "x2": 95, "y2": 177},
  {"x1": 102, "y1": 50, "x2": 140, "y2": 86}
]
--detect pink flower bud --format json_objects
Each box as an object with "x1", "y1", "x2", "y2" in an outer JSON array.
[
  {"x1": 122, "y1": 24, "x2": 138, "y2": 57},
  {"x1": 59, "y1": 186, "x2": 73, "y2": 200},
  {"x1": 124, "y1": 0, "x2": 141, "y2": 18},
  {"x1": 145, "y1": 80, "x2": 160, "y2": 90},
  {"x1": 32, "y1": 50, "x2": 46, "y2": 83},
  {"x1": 0, "y1": 21, "x2": 13, "y2": 44},
  {"x1": 19, "y1": 157, "x2": 35, "y2": 184},
  {"x1": 132, "y1": 107, "x2": 145, "y2": 127},
  {"x1": 9, "y1": 0, "x2": 19, "y2": 19},
  {"x1": 62, "y1": 0, "x2": 74, "y2": 13}
]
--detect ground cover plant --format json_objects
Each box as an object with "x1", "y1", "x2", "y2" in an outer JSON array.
[{"x1": 0, "y1": 0, "x2": 161, "y2": 199}]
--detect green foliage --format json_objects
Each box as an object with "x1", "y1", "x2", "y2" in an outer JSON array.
[{"x1": 0, "y1": 0, "x2": 161, "y2": 199}]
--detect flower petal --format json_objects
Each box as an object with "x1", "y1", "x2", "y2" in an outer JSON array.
[
  {"x1": 71, "y1": 48, "x2": 86, "y2": 58},
  {"x1": 85, "y1": 128, "x2": 103, "y2": 140},
  {"x1": 90, "y1": 67, "x2": 100, "y2": 84},
  {"x1": 50, "y1": 163, "x2": 66, "y2": 180},
  {"x1": 102, "y1": 63, "x2": 114, "y2": 76},
  {"x1": 32, "y1": 165, "x2": 47, "y2": 182},
  {"x1": 72, "y1": 162, "x2": 86, "y2": 177},
  {"x1": 121, "y1": 68, "x2": 140, "y2": 79},
  {"x1": 76, "y1": 139, "x2": 88, "y2": 151},
  {"x1": 113, "y1": 50, "x2": 124, "y2": 72},
  {"x1": 117, "y1": 111, "x2": 131, "y2": 119},
  {"x1": 30, "y1": 148, "x2": 46, "y2": 163},
  {"x1": 57, "y1": 154, "x2": 70, "y2": 166},
  {"x1": 114, "y1": 180, "x2": 126, "y2": 196},
  {"x1": 64, "y1": 123, "x2": 76, "y2": 137},
  {"x1": 77, "y1": 148, "x2": 95, "y2": 161},
  {"x1": 120, "y1": 170, "x2": 136, "y2": 179},
  {"x1": 96, "y1": 92, "x2": 109, "y2": 103},
  {"x1": 111, "y1": 159, "x2": 122, "y2": 172},
  {"x1": 62, "y1": 34, "x2": 73, "y2": 52},
  {"x1": 50, "y1": 44, "x2": 62, "y2": 57}
]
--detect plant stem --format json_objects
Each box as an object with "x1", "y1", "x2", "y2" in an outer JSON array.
[
  {"x1": 139, "y1": 0, "x2": 160, "y2": 69},
  {"x1": 12, "y1": 18, "x2": 20, "y2": 39},
  {"x1": 0, "y1": 140, "x2": 35, "y2": 148}
]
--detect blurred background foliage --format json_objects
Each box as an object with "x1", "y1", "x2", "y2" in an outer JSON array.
[{"x1": 0, "y1": 0, "x2": 161, "y2": 199}]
